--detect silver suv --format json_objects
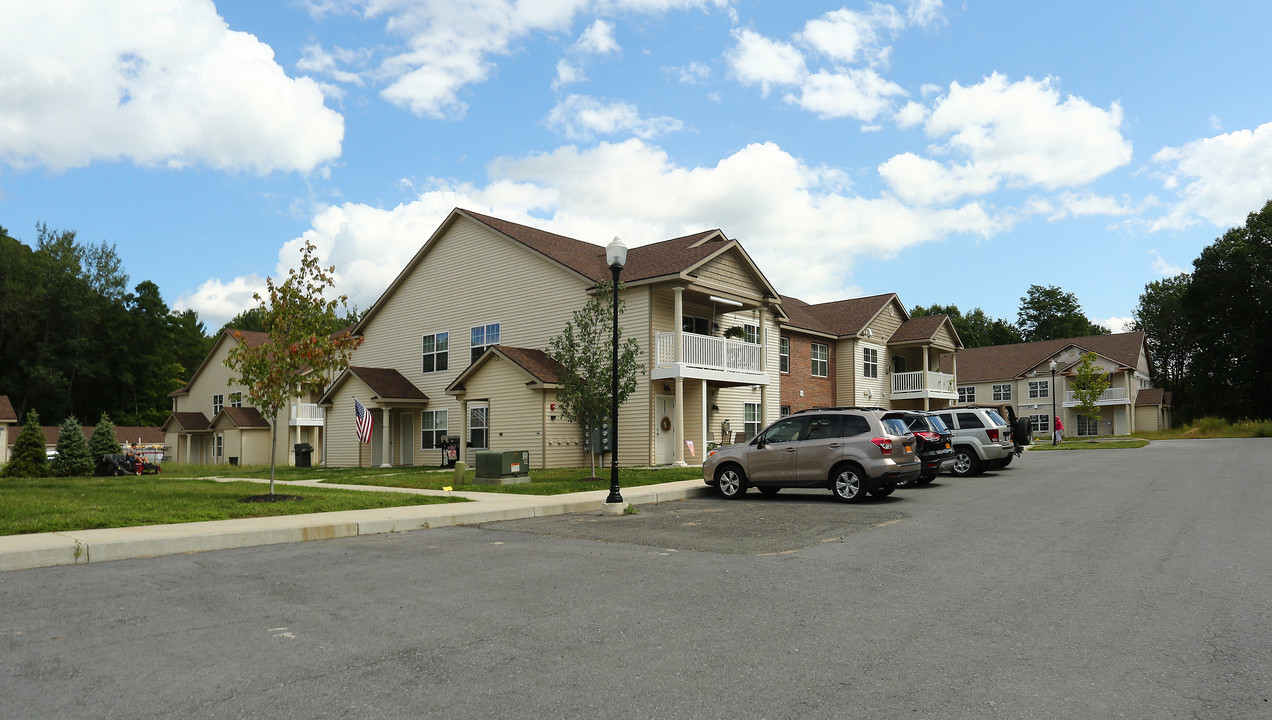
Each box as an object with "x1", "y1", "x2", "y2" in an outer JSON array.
[
  {"x1": 933, "y1": 407, "x2": 1015, "y2": 477},
  {"x1": 703, "y1": 407, "x2": 921, "y2": 502}
]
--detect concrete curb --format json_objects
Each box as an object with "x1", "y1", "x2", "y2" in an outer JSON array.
[{"x1": 0, "y1": 479, "x2": 713, "y2": 573}]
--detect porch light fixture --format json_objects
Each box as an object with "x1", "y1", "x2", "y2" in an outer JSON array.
[
  {"x1": 708, "y1": 295, "x2": 744, "y2": 308},
  {"x1": 1050, "y1": 359, "x2": 1058, "y2": 446},
  {"x1": 606, "y1": 237, "x2": 627, "y2": 507}
]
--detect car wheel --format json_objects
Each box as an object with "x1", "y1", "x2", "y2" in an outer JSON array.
[
  {"x1": 716, "y1": 466, "x2": 747, "y2": 499},
  {"x1": 999, "y1": 453, "x2": 1014, "y2": 468},
  {"x1": 757, "y1": 486, "x2": 781, "y2": 496},
  {"x1": 895, "y1": 474, "x2": 915, "y2": 488},
  {"x1": 950, "y1": 448, "x2": 981, "y2": 477},
  {"x1": 915, "y1": 474, "x2": 935, "y2": 485},
  {"x1": 830, "y1": 466, "x2": 867, "y2": 503},
  {"x1": 870, "y1": 482, "x2": 895, "y2": 498}
]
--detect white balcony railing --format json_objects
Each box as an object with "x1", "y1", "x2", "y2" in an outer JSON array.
[
  {"x1": 655, "y1": 331, "x2": 763, "y2": 374},
  {"x1": 1064, "y1": 387, "x2": 1129, "y2": 405},
  {"x1": 891, "y1": 370, "x2": 956, "y2": 397},
  {"x1": 290, "y1": 402, "x2": 325, "y2": 426}
]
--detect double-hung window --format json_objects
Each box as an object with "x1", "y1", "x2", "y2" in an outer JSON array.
[
  {"x1": 229, "y1": 392, "x2": 242, "y2": 408},
  {"x1": 469, "y1": 405, "x2": 489, "y2": 449},
  {"x1": 811, "y1": 343, "x2": 829, "y2": 377},
  {"x1": 1029, "y1": 414, "x2": 1051, "y2": 433},
  {"x1": 744, "y1": 323, "x2": 759, "y2": 344},
  {"x1": 993, "y1": 384, "x2": 1012, "y2": 401},
  {"x1": 779, "y1": 337, "x2": 790, "y2": 373},
  {"x1": 421, "y1": 409, "x2": 448, "y2": 449},
  {"x1": 958, "y1": 386, "x2": 975, "y2": 403},
  {"x1": 744, "y1": 402, "x2": 761, "y2": 439},
  {"x1": 1028, "y1": 380, "x2": 1049, "y2": 398},
  {"x1": 422, "y1": 332, "x2": 449, "y2": 373},
  {"x1": 862, "y1": 347, "x2": 879, "y2": 379},
  {"x1": 212, "y1": 394, "x2": 224, "y2": 416},
  {"x1": 470, "y1": 323, "x2": 500, "y2": 364}
]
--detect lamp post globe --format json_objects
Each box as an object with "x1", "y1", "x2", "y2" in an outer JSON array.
[
  {"x1": 606, "y1": 237, "x2": 627, "y2": 506},
  {"x1": 1050, "y1": 359, "x2": 1058, "y2": 446}
]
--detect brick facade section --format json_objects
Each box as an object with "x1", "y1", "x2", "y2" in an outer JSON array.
[{"x1": 780, "y1": 332, "x2": 836, "y2": 413}]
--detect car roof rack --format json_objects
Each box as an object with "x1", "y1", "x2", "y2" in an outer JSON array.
[{"x1": 793, "y1": 406, "x2": 889, "y2": 413}]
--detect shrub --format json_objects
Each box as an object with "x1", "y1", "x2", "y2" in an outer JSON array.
[
  {"x1": 51, "y1": 416, "x2": 95, "y2": 477},
  {"x1": 3, "y1": 410, "x2": 49, "y2": 478},
  {"x1": 88, "y1": 414, "x2": 121, "y2": 473},
  {"x1": 1195, "y1": 416, "x2": 1227, "y2": 434}
]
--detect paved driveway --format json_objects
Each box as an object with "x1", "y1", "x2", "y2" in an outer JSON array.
[{"x1": 2, "y1": 439, "x2": 1270, "y2": 719}]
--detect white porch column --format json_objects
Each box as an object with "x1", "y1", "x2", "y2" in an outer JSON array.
[
  {"x1": 673, "y1": 378, "x2": 687, "y2": 466},
  {"x1": 459, "y1": 400, "x2": 468, "y2": 466},
  {"x1": 186, "y1": 434, "x2": 193, "y2": 464},
  {"x1": 673, "y1": 286, "x2": 684, "y2": 363},
  {"x1": 923, "y1": 346, "x2": 931, "y2": 411},
  {"x1": 758, "y1": 305, "x2": 768, "y2": 372},
  {"x1": 380, "y1": 407, "x2": 392, "y2": 467},
  {"x1": 760, "y1": 385, "x2": 768, "y2": 427},
  {"x1": 701, "y1": 379, "x2": 708, "y2": 465}
]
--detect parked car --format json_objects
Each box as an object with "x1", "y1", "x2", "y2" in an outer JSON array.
[
  {"x1": 933, "y1": 406, "x2": 1015, "y2": 477},
  {"x1": 886, "y1": 410, "x2": 955, "y2": 486},
  {"x1": 703, "y1": 406, "x2": 921, "y2": 502}
]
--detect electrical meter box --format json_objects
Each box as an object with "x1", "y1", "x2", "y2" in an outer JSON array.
[{"x1": 473, "y1": 450, "x2": 531, "y2": 484}]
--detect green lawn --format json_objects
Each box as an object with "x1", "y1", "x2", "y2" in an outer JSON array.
[
  {"x1": 1030, "y1": 439, "x2": 1151, "y2": 451},
  {"x1": 0, "y1": 474, "x2": 467, "y2": 536},
  {"x1": 316, "y1": 464, "x2": 706, "y2": 495}
]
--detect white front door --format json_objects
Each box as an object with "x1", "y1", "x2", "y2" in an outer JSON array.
[{"x1": 656, "y1": 396, "x2": 675, "y2": 465}]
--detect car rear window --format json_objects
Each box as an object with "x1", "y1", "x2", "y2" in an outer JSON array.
[
  {"x1": 986, "y1": 410, "x2": 1007, "y2": 426},
  {"x1": 882, "y1": 418, "x2": 909, "y2": 436},
  {"x1": 927, "y1": 415, "x2": 950, "y2": 432}
]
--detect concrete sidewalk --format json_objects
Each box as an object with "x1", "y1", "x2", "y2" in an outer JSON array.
[{"x1": 0, "y1": 478, "x2": 712, "y2": 573}]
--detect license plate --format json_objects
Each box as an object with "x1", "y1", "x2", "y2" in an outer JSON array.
[
  {"x1": 944, "y1": 442, "x2": 950, "y2": 449},
  {"x1": 904, "y1": 443, "x2": 913, "y2": 453}
]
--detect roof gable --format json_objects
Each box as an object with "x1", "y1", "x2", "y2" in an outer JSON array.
[
  {"x1": 781, "y1": 293, "x2": 898, "y2": 337},
  {"x1": 955, "y1": 332, "x2": 1148, "y2": 383},
  {"x1": 0, "y1": 395, "x2": 15, "y2": 422},
  {"x1": 170, "y1": 328, "x2": 269, "y2": 396},
  {"x1": 447, "y1": 345, "x2": 563, "y2": 394}
]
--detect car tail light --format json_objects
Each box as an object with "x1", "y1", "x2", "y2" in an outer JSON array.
[
  {"x1": 914, "y1": 431, "x2": 941, "y2": 442},
  {"x1": 987, "y1": 428, "x2": 999, "y2": 441},
  {"x1": 870, "y1": 437, "x2": 894, "y2": 455}
]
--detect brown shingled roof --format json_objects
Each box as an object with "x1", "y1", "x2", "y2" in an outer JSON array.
[
  {"x1": 0, "y1": 395, "x2": 15, "y2": 422},
  {"x1": 214, "y1": 406, "x2": 271, "y2": 429},
  {"x1": 955, "y1": 332, "x2": 1148, "y2": 384},
  {"x1": 890, "y1": 314, "x2": 953, "y2": 343},
  {"x1": 165, "y1": 412, "x2": 211, "y2": 432},
  {"x1": 348, "y1": 367, "x2": 429, "y2": 400},
  {"x1": 491, "y1": 346, "x2": 562, "y2": 384},
  {"x1": 780, "y1": 293, "x2": 897, "y2": 336},
  {"x1": 1135, "y1": 387, "x2": 1172, "y2": 407},
  {"x1": 461, "y1": 209, "x2": 729, "y2": 284}
]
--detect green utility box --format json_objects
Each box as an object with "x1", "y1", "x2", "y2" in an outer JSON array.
[{"x1": 472, "y1": 450, "x2": 531, "y2": 484}]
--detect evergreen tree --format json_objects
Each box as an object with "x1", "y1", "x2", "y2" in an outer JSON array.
[
  {"x1": 51, "y1": 416, "x2": 94, "y2": 477},
  {"x1": 3, "y1": 410, "x2": 49, "y2": 478},
  {"x1": 88, "y1": 413, "x2": 121, "y2": 472}
]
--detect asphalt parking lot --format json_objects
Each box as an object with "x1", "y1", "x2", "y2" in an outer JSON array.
[{"x1": 479, "y1": 489, "x2": 910, "y2": 554}]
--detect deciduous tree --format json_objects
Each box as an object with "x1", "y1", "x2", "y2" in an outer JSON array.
[
  {"x1": 1071, "y1": 352, "x2": 1111, "y2": 429},
  {"x1": 224, "y1": 239, "x2": 363, "y2": 494},
  {"x1": 1017, "y1": 285, "x2": 1110, "y2": 342}
]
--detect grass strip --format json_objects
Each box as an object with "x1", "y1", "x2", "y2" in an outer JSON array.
[
  {"x1": 1030, "y1": 439, "x2": 1150, "y2": 451},
  {"x1": 0, "y1": 475, "x2": 466, "y2": 536},
  {"x1": 317, "y1": 465, "x2": 706, "y2": 495}
]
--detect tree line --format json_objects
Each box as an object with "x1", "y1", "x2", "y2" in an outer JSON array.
[
  {"x1": 911, "y1": 284, "x2": 1111, "y2": 349},
  {"x1": 1132, "y1": 199, "x2": 1272, "y2": 422},
  {"x1": 0, "y1": 224, "x2": 213, "y2": 427}
]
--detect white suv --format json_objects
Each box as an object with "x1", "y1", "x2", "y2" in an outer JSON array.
[{"x1": 933, "y1": 407, "x2": 1015, "y2": 477}]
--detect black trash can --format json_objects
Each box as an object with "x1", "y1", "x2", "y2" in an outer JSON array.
[{"x1": 294, "y1": 443, "x2": 314, "y2": 468}]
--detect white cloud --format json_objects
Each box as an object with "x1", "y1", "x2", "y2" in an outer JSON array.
[
  {"x1": 1040, "y1": 191, "x2": 1135, "y2": 222},
  {"x1": 0, "y1": 0, "x2": 343, "y2": 173},
  {"x1": 1149, "y1": 121, "x2": 1272, "y2": 230},
  {"x1": 297, "y1": 44, "x2": 371, "y2": 87},
  {"x1": 1097, "y1": 316, "x2": 1134, "y2": 333},
  {"x1": 675, "y1": 61, "x2": 711, "y2": 84},
  {"x1": 554, "y1": 59, "x2": 585, "y2": 88},
  {"x1": 785, "y1": 69, "x2": 906, "y2": 121},
  {"x1": 370, "y1": 0, "x2": 730, "y2": 118},
  {"x1": 725, "y1": 28, "x2": 807, "y2": 95},
  {"x1": 179, "y1": 139, "x2": 1009, "y2": 326},
  {"x1": 905, "y1": 0, "x2": 945, "y2": 27},
  {"x1": 576, "y1": 20, "x2": 619, "y2": 55},
  {"x1": 799, "y1": 6, "x2": 903, "y2": 66},
  {"x1": 1150, "y1": 252, "x2": 1185, "y2": 276},
  {"x1": 895, "y1": 100, "x2": 928, "y2": 128},
  {"x1": 545, "y1": 96, "x2": 683, "y2": 140},
  {"x1": 880, "y1": 74, "x2": 1132, "y2": 205},
  {"x1": 175, "y1": 274, "x2": 268, "y2": 329}
]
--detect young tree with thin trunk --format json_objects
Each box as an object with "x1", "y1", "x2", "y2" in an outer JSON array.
[
  {"x1": 224, "y1": 240, "x2": 363, "y2": 495},
  {"x1": 1071, "y1": 352, "x2": 1111, "y2": 432}
]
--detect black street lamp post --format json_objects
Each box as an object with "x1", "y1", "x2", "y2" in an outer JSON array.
[
  {"x1": 605, "y1": 236, "x2": 627, "y2": 506},
  {"x1": 1050, "y1": 359, "x2": 1058, "y2": 446}
]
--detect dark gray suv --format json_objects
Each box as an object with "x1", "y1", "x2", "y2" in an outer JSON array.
[{"x1": 703, "y1": 407, "x2": 921, "y2": 502}]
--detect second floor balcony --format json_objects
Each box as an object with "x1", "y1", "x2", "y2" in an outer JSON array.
[
  {"x1": 891, "y1": 370, "x2": 957, "y2": 400},
  {"x1": 652, "y1": 331, "x2": 769, "y2": 385},
  {"x1": 289, "y1": 402, "x2": 325, "y2": 426},
  {"x1": 1063, "y1": 387, "x2": 1130, "y2": 406}
]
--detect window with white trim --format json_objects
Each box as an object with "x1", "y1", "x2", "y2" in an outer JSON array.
[
  {"x1": 1028, "y1": 380, "x2": 1049, "y2": 398},
  {"x1": 958, "y1": 386, "x2": 975, "y2": 403},
  {"x1": 779, "y1": 337, "x2": 790, "y2": 373},
  {"x1": 470, "y1": 323, "x2": 500, "y2": 364},
  {"x1": 1077, "y1": 414, "x2": 1098, "y2": 437},
  {"x1": 811, "y1": 343, "x2": 828, "y2": 377},
  {"x1": 229, "y1": 392, "x2": 242, "y2": 408},
  {"x1": 744, "y1": 323, "x2": 759, "y2": 344},
  {"x1": 421, "y1": 409, "x2": 448, "y2": 449},
  {"x1": 214, "y1": 433, "x2": 224, "y2": 458},
  {"x1": 469, "y1": 405, "x2": 489, "y2": 449},
  {"x1": 993, "y1": 384, "x2": 1012, "y2": 401},
  {"x1": 1029, "y1": 414, "x2": 1051, "y2": 433},
  {"x1": 744, "y1": 402, "x2": 761, "y2": 439},
  {"x1": 422, "y1": 332, "x2": 449, "y2": 373},
  {"x1": 212, "y1": 394, "x2": 224, "y2": 416},
  {"x1": 682, "y1": 315, "x2": 710, "y2": 335},
  {"x1": 780, "y1": 405, "x2": 791, "y2": 417},
  {"x1": 862, "y1": 347, "x2": 879, "y2": 378}
]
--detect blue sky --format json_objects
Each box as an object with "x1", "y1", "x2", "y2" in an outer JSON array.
[{"x1": 4, "y1": 1, "x2": 1272, "y2": 333}]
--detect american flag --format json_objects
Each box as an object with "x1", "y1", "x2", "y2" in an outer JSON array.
[{"x1": 354, "y1": 398, "x2": 373, "y2": 443}]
